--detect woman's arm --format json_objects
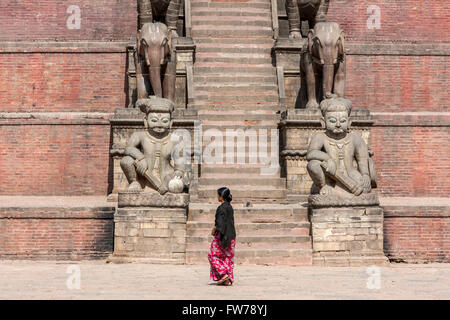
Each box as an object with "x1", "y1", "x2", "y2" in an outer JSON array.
[{"x1": 214, "y1": 206, "x2": 226, "y2": 235}]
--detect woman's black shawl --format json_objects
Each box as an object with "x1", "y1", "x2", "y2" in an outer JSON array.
[{"x1": 215, "y1": 201, "x2": 236, "y2": 250}]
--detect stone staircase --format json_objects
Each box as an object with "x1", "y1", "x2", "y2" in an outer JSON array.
[
  {"x1": 186, "y1": 0, "x2": 312, "y2": 265},
  {"x1": 186, "y1": 203, "x2": 312, "y2": 265}
]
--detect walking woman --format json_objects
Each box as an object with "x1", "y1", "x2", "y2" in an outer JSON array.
[{"x1": 208, "y1": 187, "x2": 236, "y2": 286}]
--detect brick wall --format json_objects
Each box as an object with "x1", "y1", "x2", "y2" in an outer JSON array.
[
  {"x1": 0, "y1": 52, "x2": 127, "y2": 112},
  {"x1": 0, "y1": 0, "x2": 137, "y2": 41},
  {"x1": 371, "y1": 125, "x2": 450, "y2": 198},
  {"x1": 0, "y1": 122, "x2": 111, "y2": 195},
  {"x1": 383, "y1": 205, "x2": 450, "y2": 262},
  {"x1": 346, "y1": 55, "x2": 449, "y2": 113},
  {"x1": 327, "y1": 0, "x2": 450, "y2": 42},
  {"x1": 0, "y1": 206, "x2": 114, "y2": 260}
]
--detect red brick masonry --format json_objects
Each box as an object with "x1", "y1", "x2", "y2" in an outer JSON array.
[
  {"x1": 0, "y1": 197, "x2": 114, "y2": 260},
  {"x1": 382, "y1": 198, "x2": 450, "y2": 263},
  {"x1": 0, "y1": 119, "x2": 112, "y2": 196}
]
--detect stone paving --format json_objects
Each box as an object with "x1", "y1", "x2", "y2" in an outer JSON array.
[{"x1": 0, "y1": 261, "x2": 449, "y2": 299}]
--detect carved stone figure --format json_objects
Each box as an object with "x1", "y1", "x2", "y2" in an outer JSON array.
[
  {"x1": 306, "y1": 98, "x2": 377, "y2": 198},
  {"x1": 138, "y1": 0, "x2": 181, "y2": 36},
  {"x1": 285, "y1": 0, "x2": 330, "y2": 38},
  {"x1": 120, "y1": 97, "x2": 190, "y2": 194},
  {"x1": 302, "y1": 21, "x2": 345, "y2": 109},
  {"x1": 136, "y1": 22, "x2": 177, "y2": 103}
]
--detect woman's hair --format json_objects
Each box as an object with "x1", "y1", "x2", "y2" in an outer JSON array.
[{"x1": 217, "y1": 187, "x2": 232, "y2": 202}]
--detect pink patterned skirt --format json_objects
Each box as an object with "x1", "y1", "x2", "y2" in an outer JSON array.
[{"x1": 208, "y1": 232, "x2": 236, "y2": 283}]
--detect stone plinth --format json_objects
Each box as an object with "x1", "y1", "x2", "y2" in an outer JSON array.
[
  {"x1": 310, "y1": 193, "x2": 388, "y2": 266},
  {"x1": 108, "y1": 192, "x2": 188, "y2": 264}
]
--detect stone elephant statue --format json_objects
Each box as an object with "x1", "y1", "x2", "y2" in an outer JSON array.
[
  {"x1": 301, "y1": 22, "x2": 345, "y2": 109},
  {"x1": 135, "y1": 22, "x2": 177, "y2": 102},
  {"x1": 285, "y1": 0, "x2": 330, "y2": 38},
  {"x1": 138, "y1": 0, "x2": 181, "y2": 36}
]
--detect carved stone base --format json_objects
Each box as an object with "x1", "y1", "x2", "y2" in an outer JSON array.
[
  {"x1": 309, "y1": 192, "x2": 380, "y2": 208},
  {"x1": 109, "y1": 199, "x2": 187, "y2": 264},
  {"x1": 311, "y1": 203, "x2": 388, "y2": 266},
  {"x1": 118, "y1": 191, "x2": 190, "y2": 208}
]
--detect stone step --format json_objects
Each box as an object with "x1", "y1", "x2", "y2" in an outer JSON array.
[
  {"x1": 191, "y1": 1, "x2": 271, "y2": 10},
  {"x1": 187, "y1": 221, "x2": 310, "y2": 236},
  {"x1": 194, "y1": 19, "x2": 271, "y2": 28},
  {"x1": 200, "y1": 118, "x2": 277, "y2": 126},
  {"x1": 198, "y1": 110, "x2": 280, "y2": 121},
  {"x1": 186, "y1": 249, "x2": 312, "y2": 266},
  {"x1": 193, "y1": 103, "x2": 281, "y2": 111},
  {"x1": 192, "y1": 10, "x2": 270, "y2": 19},
  {"x1": 199, "y1": 177, "x2": 285, "y2": 187},
  {"x1": 198, "y1": 152, "x2": 279, "y2": 162},
  {"x1": 196, "y1": 88, "x2": 277, "y2": 94},
  {"x1": 188, "y1": 204, "x2": 308, "y2": 222},
  {"x1": 194, "y1": 84, "x2": 277, "y2": 92},
  {"x1": 196, "y1": 94, "x2": 278, "y2": 104},
  {"x1": 196, "y1": 51, "x2": 271, "y2": 58},
  {"x1": 193, "y1": 13, "x2": 271, "y2": 21},
  {"x1": 197, "y1": 47, "x2": 272, "y2": 55},
  {"x1": 194, "y1": 37, "x2": 274, "y2": 46},
  {"x1": 194, "y1": 64, "x2": 276, "y2": 74},
  {"x1": 192, "y1": 28, "x2": 273, "y2": 38},
  {"x1": 201, "y1": 163, "x2": 280, "y2": 175},
  {"x1": 195, "y1": 56, "x2": 271, "y2": 65},
  {"x1": 197, "y1": 187, "x2": 287, "y2": 201},
  {"x1": 187, "y1": 235, "x2": 312, "y2": 250},
  {"x1": 194, "y1": 75, "x2": 277, "y2": 85},
  {"x1": 197, "y1": 41, "x2": 273, "y2": 48}
]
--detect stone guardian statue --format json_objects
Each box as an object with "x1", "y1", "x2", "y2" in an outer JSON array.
[
  {"x1": 306, "y1": 98, "x2": 377, "y2": 198},
  {"x1": 120, "y1": 97, "x2": 190, "y2": 194}
]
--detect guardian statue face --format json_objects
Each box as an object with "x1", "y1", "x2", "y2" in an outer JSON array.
[
  {"x1": 147, "y1": 112, "x2": 171, "y2": 134},
  {"x1": 324, "y1": 110, "x2": 349, "y2": 136}
]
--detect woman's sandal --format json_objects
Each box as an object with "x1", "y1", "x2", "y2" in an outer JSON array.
[
  {"x1": 222, "y1": 279, "x2": 232, "y2": 286},
  {"x1": 217, "y1": 275, "x2": 229, "y2": 285}
]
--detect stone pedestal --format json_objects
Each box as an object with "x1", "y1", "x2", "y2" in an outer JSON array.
[
  {"x1": 310, "y1": 193, "x2": 388, "y2": 266},
  {"x1": 108, "y1": 192, "x2": 189, "y2": 264}
]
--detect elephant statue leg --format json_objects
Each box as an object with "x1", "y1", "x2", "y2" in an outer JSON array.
[
  {"x1": 303, "y1": 52, "x2": 319, "y2": 109},
  {"x1": 285, "y1": 0, "x2": 302, "y2": 39},
  {"x1": 316, "y1": 0, "x2": 330, "y2": 23},
  {"x1": 138, "y1": 0, "x2": 153, "y2": 28},
  {"x1": 135, "y1": 51, "x2": 149, "y2": 100},
  {"x1": 165, "y1": 0, "x2": 182, "y2": 37},
  {"x1": 163, "y1": 51, "x2": 177, "y2": 103},
  {"x1": 333, "y1": 59, "x2": 346, "y2": 98}
]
